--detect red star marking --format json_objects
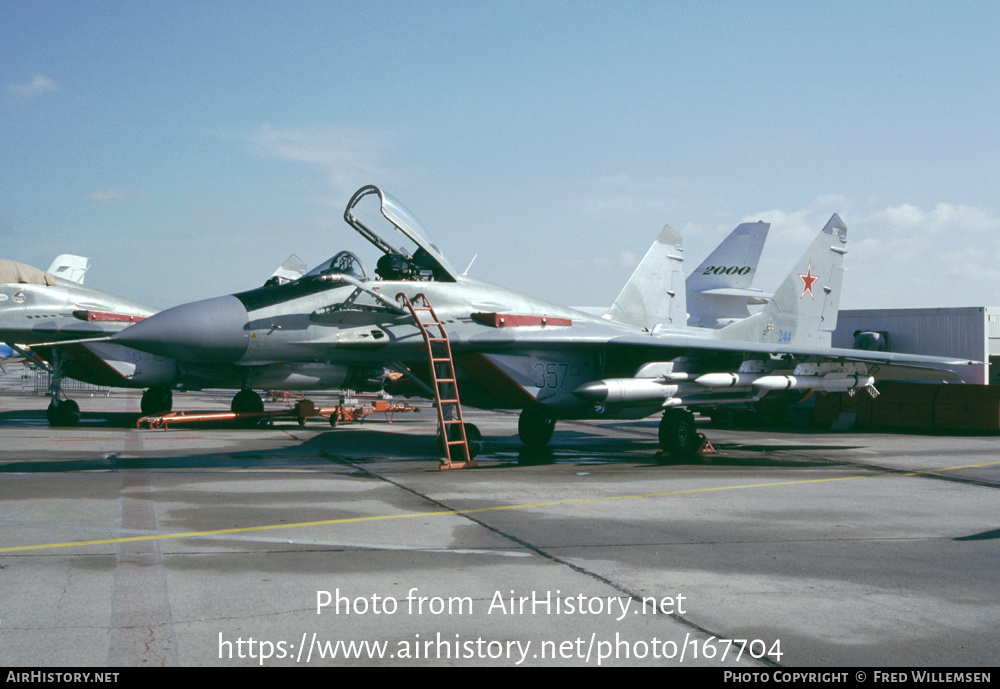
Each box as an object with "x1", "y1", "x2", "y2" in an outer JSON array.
[{"x1": 798, "y1": 263, "x2": 818, "y2": 299}]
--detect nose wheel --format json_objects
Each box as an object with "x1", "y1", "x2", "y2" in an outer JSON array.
[
  {"x1": 47, "y1": 399, "x2": 81, "y2": 427},
  {"x1": 141, "y1": 387, "x2": 173, "y2": 415},
  {"x1": 232, "y1": 389, "x2": 264, "y2": 426}
]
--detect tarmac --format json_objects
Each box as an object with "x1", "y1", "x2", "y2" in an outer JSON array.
[{"x1": 1, "y1": 383, "x2": 998, "y2": 667}]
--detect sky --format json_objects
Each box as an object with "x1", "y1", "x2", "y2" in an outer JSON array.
[{"x1": 3, "y1": 1, "x2": 999, "y2": 313}]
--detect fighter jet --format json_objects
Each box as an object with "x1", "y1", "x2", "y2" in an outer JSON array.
[
  {"x1": 0, "y1": 255, "x2": 160, "y2": 424},
  {"x1": 106, "y1": 185, "x2": 970, "y2": 458},
  {"x1": 1, "y1": 255, "x2": 382, "y2": 425}
]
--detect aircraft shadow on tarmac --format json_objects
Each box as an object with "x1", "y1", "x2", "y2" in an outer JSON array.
[{"x1": 0, "y1": 408, "x2": 865, "y2": 474}]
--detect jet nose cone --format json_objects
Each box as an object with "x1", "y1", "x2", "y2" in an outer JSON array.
[{"x1": 113, "y1": 295, "x2": 250, "y2": 362}]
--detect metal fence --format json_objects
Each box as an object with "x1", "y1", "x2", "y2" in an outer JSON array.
[{"x1": 0, "y1": 364, "x2": 117, "y2": 397}]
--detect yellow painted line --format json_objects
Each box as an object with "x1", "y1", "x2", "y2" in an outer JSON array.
[
  {"x1": 2, "y1": 460, "x2": 998, "y2": 555},
  {"x1": 48, "y1": 436, "x2": 205, "y2": 442}
]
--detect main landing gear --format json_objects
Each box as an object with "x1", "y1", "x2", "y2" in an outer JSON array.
[
  {"x1": 516, "y1": 407, "x2": 703, "y2": 458},
  {"x1": 658, "y1": 409, "x2": 700, "y2": 458},
  {"x1": 518, "y1": 407, "x2": 556, "y2": 449}
]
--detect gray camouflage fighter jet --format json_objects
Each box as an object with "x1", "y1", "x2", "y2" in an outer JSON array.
[
  {"x1": 1, "y1": 255, "x2": 382, "y2": 425},
  {"x1": 107, "y1": 185, "x2": 971, "y2": 457}
]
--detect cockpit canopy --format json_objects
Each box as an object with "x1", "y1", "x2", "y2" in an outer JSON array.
[
  {"x1": 343, "y1": 185, "x2": 459, "y2": 282},
  {"x1": 294, "y1": 186, "x2": 460, "y2": 287},
  {"x1": 303, "y1": 250, "x2": 367, "y2": 282}
]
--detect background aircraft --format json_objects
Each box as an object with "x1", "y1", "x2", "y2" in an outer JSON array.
[
  {"x1": 685, "y1": 221, "x2": 769, "y2": 328},
  {"x1": 107, "y1": 185, "x2": 970, "y2": 458},
  {"x1": 1, "y1": 254, "x2": 381, "y2": 425},
  {"x1": 0, "y1": 255, "x2": 158, "y2": 424}
]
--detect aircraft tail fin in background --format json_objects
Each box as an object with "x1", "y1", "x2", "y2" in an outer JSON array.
[
  {"x1": 47, "y1": 255, "x2": 90, "y2": 284},
  {"x1": 604, "y1": 224, "x2": 686, "y2": 331},
  {"x1": 266, "y1": 254, "x2": 309, "y2": 285},
  {"x1": 686, "y1": 221, "x2": 769, "y2": 328},
  {"x1": 719, "y1": 214, "x2": 847, "y2": 347}
]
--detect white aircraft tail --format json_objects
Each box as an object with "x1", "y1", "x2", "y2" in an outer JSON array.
[
  {"x1": 604, "y1": 225, "x2": 686, "y2": 331},
  {"x1": 687, "y1": 221, "x2": 769, "y2": 328},
  {"x1": 47, "y1": 255, "x2": 90, "y2": 284},
  {"x1": 720, "y1": 214, "x2": 847, "y2": 347},
  {"x1": 266, "y1": 254, "x2": 309, "y2": 285}
]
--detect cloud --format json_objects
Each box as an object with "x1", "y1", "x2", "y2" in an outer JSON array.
[
  {"x1": 866, "y1": 202, "x2": 1000, "y2": 234},
  {"x1": 7, "y1": 74, "x2": 60, "y2": 103},
  {"x1": 709, "y1": 197, "x2": 1000, "y2": 308},
  {"x1": 593, "y1": 250, "x2": 639, "y2": 270},
  {"x1": 252, "y1": 124, "x2": 395, "y2": 199},
  {"x1": 581, "y1": 173, "x2": 683, "y2": 216},
  {"x1": 89, "y1": 189, "x2": 148, "y2": 203}
]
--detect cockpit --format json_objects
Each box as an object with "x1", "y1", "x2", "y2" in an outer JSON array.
[
  {"x1": 235, "y1": 187, "x2": 459, "y2": 312},
  {"x1": 303, "y1": 250, "x2": 368, "y2": 282}
]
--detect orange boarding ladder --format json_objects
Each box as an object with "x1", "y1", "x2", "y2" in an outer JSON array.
[{"x1": 397, "y1": 292, "x2": 476, "y2": 469}]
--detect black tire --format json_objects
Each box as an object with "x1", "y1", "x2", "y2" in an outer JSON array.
[
  {"x1": 231, "y1": 389, "x2": 264, "y2": 426},
  {"x1": 658, "y1": 410, "x2": 699, "y2": 457},
  {"x1": 463, "y1": 423, "x2": 482, "y2": 459},
  {"x1": 518, "y1": 408, "x2": 556, "y2": 448},
  {"x1": 141, "y1": 387, "x2": 173, "y2": 415},
  {"x1": 47, "y1": 399, "x2": 81, "y2": 427}
]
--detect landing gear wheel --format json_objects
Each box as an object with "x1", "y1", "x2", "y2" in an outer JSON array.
[
  {"x1": 141, "y1": 387, "x2": 173, "y2": 415},
  {"x1": 462, "y1": 423, "x2": 482, "y2": 459},
  {"x1": 659, "y1": 409, "x2": 698, "y2": 457},
  {"x1": 441, "y1": 422, "x2": 482, "y2": 461},
  {"x1": 518, "y1": 408, "x2": 556, "y2": 449},
  {"x1": 46, "y1": 399, "x2": 81, "y2": 427},
  {"x1": 232, "y1": 389, "x2": 264, "y2": 426}
]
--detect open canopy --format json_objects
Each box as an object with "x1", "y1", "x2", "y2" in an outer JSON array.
[{"x1": 342, "y1": 185, "x2": 459, "y2": 282}]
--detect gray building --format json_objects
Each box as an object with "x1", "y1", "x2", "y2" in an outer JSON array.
[{"x1": 833, "y1": 307, "x2": 1000, "y2": 385}]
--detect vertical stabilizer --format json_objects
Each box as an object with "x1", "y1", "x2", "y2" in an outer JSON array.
[
  {"x1": 687, "y1": 221, "x2": 769, "y2": 328},
  {"x1": 720, "y1": 214, "x2": 847, "y2": 347},
  {"x1": 47, "y1": 255, "x2": 90, "y2": 284},
  {"x1": 267, "y1": 254, "x2": 309, "y2": 285},
  {"x1": 604, "y1": 225, "x2": 686, "y2": 331}
]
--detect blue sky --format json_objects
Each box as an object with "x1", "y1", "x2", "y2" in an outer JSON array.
[{"x1": 3, "y1": 1, "x2": 999, "y2": 312}]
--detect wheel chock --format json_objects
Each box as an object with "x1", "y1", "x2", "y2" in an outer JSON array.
[{"x1": 697, "y1": 434, "x2": 717, "y2": 455}]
